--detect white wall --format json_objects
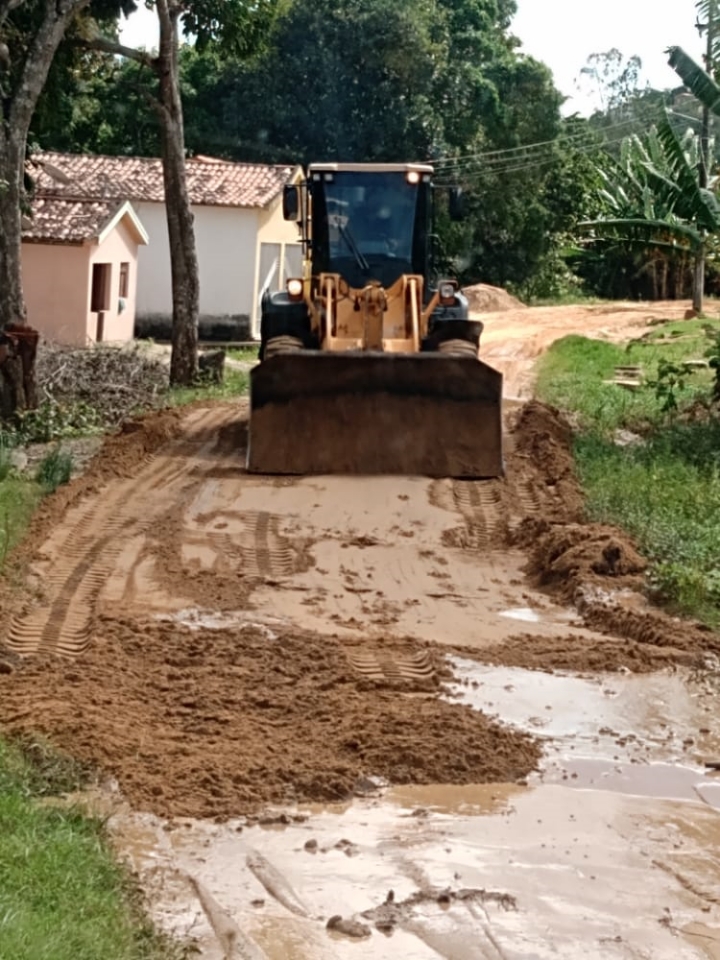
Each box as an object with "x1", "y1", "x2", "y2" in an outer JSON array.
[{"x1": 135, "y1": 201, "x2": 259, "y2": 321}]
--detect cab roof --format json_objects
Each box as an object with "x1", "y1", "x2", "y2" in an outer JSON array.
[{"x1": 307, "y1": 162, "x2": 434, "y2": 175}]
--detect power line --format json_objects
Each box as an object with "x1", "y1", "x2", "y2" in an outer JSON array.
[
  {"x1": 432, "y1": 132, "x2": 641, "y2": 183},
  {"x1": 429, "y1": 117, "x2": 642, "y2": 172}
]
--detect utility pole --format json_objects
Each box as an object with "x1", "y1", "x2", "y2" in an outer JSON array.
[{"x1": 695, "y1": 10, "x2": 715, "y2": 314}]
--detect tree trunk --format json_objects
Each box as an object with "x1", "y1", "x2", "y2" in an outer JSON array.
[
  {"x1": 693, "y1": 244, "x2": 705, "y2": 315},
  {"x1": 156, "y1": 0, "x2": 200, "y2": 386},
  {"x1": 0, "y1": 133, "x2": 26, "y2": 328},
  {"x1": 0, "y1": 0, "x2": 91, "y2": 415}
]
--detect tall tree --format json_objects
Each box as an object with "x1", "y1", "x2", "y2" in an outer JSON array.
[
  {"x1": 0, "y1": 0, "x2": 134, "y2": 413},
  {"x1": 89, "y1": 0, "x2": 277, "y2": 384}
]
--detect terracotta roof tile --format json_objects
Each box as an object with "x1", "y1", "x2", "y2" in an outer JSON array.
[
  {"x1": 30, "y1": 152, "x2": 294, "y2": 208},
  {"x1": 22, "y1": 197, "x2": 125, "y2": 243}
]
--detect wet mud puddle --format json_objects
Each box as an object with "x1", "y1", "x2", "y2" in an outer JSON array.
[{"x1": 96, "y1": 662, "x2": 720, "y2": 960}]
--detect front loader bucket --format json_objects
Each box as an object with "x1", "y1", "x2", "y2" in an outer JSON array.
[{"x1": 247, "y1": 352, "x2": 503, "y2": 478}]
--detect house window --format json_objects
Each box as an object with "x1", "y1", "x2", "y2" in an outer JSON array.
[
  {"x1": 119, "y1": 262, "x2": 130, "y2": 298},
  {"x1": 91, "y1": 263, "x2": 112, "y2": 313}
]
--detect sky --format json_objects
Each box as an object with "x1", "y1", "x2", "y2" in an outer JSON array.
[{"x1": 119, "y1": 0, "x2": 707, "y2": 116}]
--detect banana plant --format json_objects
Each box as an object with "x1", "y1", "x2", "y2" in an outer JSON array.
[
  {"x1": 666, "y1": 0, "x2": 720, "y2": 308},
  {"x1": 580, "y1": 115, "x2": 720, "y2": 299},
  {"x1": 583, "y1": 114, "x2": 720, "y2": 251}
]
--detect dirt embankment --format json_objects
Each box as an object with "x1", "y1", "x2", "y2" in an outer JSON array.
[{"x1": 495, "y1": 399, "x2": 719, "y2": 670}]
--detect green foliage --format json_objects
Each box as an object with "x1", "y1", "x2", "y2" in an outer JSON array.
[
  {"x1": 2, "y1": 400, "x2": 103, "y2": 447},
  {"x1": 646, "y1": 358, "x2": 695, "y2": 412},
  {"x1": 579, "y1": 113, "x2": 720, "y2": 299},
  {"x1": 226, "y1": 347, "x2": 259, "y2": 364},
  {"x1": 167, "y1": 367, "x2": 249, "y2": 406},
  {"x1": 574, "y1": 429, "x2": 720, "y2": 625},
  {"x1": 0, "y1": 444, "x2": 11, "y2": 483},
  {"x1": 510, "y1": 241, "x2": 587, "y2": 303},
  {"x1": 35, "y1": 447, "x2": 74, "y2": 492},
  {"x1": 578, "y1": 49, "x2": 646, "y2": 112},
  {"x1": 704, "y1": 321, "x2": 720, "y2": 397},
  {"x1": 0, "y1": 475, "x2": 41, "y2": 567},
  {"x1": 0, "y1": 737, "x2": 185, "y2": 960},
  {"x1": 534, "y1": 327, "x2": 716, "y2": 433},
  {"x1": 0, "y1": 737, "x2": 91, "y2": 799}
]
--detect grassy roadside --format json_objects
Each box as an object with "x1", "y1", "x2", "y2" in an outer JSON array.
[
  {"x1": 167, "y1": 367, "x2": 250, "y2": 406},
  {"x1": 0, "y1": 473, "x2": 42, "y2": 568},
  {"x1": 535, "y1": 318, "x2": 720, "y2": 626},
  {"x1": 226, "y1": 346, "x2": 259, "y2": 364},
  {"x1": 0, "y1": 739, "x2": 184, "y2": 960}
]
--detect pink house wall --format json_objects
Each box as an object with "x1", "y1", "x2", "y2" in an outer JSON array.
[
  {"x1": 86, "y1": 217, "x2": 140, "y2": 343},
  {"x1": 22, "y1": 243, "x2": 91, "y2": 346},
  {"x1": 22, "y1": 213, "x2": 143, "y2": 347}
]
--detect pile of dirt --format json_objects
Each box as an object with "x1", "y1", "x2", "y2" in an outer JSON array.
[
  {"x1": 465, "y1": 634, "x2": 697, "y2": 674},
  {"x1": 521, "y1": 521, "x2": 648, "y2": 599},
  {"x1": 463, "y1": 284, "x2": 526, "y2": 314},
  {"x1": 577, "y1": 599, "x2": 720, "y2": 656},
  {"x1": 36, "y1": 341, "x2": 170, "y2": 428},
  {"x1": 505, "y1": 399, "x2": 585, "y2": 524},
  {"x1": 0, "y1": 622, "x2": 540, "y2": 818}
]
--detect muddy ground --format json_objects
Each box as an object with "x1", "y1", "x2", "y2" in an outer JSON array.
[{"x1": 1, "y1": 299, "x2": 720, "y2": 957}]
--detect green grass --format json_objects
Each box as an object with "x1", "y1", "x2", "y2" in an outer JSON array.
[
  {"x1": 35, "y1": 448, "x2": 74, "y2": 493},
  {"x1": 167, "y1": 368, "x2": 250, "y2": 407},
  {"x1": 0, "y1": 738, "x2": 184, "y2": 960},
  {"x1": 227, "y1": 346, "x2": 259, "y2": 364},
  {"x1": 0, "y1": 474, "x2": 42, "y2": 567},
  {"x1": 535, "y1": 321, "x2": 719, "y2": 434},
  {"x1": 535, "y1": 318, "x2": 720, "y2": 626}
]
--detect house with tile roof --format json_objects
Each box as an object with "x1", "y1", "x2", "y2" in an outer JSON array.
[
  {"x1": 23, "y1": 152, "x2": 302, "y2": 345},
  {"x1": 21, "y1": 194, "x2": 149, "y2": 346}
]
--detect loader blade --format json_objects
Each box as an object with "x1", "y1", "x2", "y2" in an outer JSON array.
[{"x1": 247, "y1": 352, "x2": 503, "y2": 478}]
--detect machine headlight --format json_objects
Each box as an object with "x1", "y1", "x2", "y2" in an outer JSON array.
[
  {"x1": 438, "y1": 280, "x2": 457, "y2": 304},
  {"x1": 406, "y1": 170, "x2": 421, "y2": 185},
  {"x1": 286, "y1": 278, "x2": 304, "y2": 300}
]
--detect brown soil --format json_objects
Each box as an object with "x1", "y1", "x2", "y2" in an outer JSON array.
[
  {"x1": 2, "y1": 302, "x2": 720, "y2": 819},
  {"x1": 479, "y1": 299, "x2": 697, "y2": 399},
  {"x1": 0, "y1": 621, "x2": 539, "y2": 818},
  {"x1": 461, "y1": 633, "x2": 696, "y2": 674},
  {"x1": 462, "y1": 283, "x2": 526, "y2": 313}
]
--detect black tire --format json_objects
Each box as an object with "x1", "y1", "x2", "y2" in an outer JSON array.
[
  {"x1": 263, "y1": 335, "x2": 305, "y2": 359},
  {"x1": 437, "y1": 338, "x2": 479, "y2": 358}
]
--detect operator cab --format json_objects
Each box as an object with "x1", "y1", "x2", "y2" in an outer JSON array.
[{"x1": 288, "y1": 163, "x2": 434, "y2": 290}]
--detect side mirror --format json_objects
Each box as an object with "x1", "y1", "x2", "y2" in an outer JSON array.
[
  {"x1": 283, "y1": 184, "x2": 301, "y2": 221},
  {"x1": 448, "y1": 186, "x2": 468, "y2": 222}
]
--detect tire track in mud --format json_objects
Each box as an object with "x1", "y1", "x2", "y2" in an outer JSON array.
[
  {"x1": 346, "y1": 648, "x2": 436, "y2": 687},
  {"x1": 200, "y1": 511, "x2": 306, "y2": 578},
  {"x1": 430, "y1": 479, "x2": 507, "y2": 552},
  {"x1": 6, "y1": 408, "x2": 231, "y2": 659}
]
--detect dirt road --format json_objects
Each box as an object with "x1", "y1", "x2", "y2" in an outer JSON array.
[
  {"x1": 2, "y1": 300, "x2": 720, "y2": 958},
  {"x1": 478, "y1": 299, "x2": 693, "y2": 398}
]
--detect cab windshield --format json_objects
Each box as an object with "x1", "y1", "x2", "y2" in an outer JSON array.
[{"x1": 314, "y1": 171, "x2": 422, "y2": 287}]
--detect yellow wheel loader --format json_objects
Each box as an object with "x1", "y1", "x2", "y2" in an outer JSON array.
[{"x1": 247, "y1": 163, "x2": 503, "y2": 477}]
